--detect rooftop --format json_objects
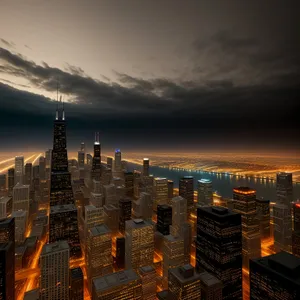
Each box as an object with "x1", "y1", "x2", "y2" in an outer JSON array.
[
  {"x1": 12, "y1": 210, "x2": 27, "y2": 217},
  {"x1": 198, "y1": 179, "x2": 212, "y2": 184},
  {"x1": 41, "y1": 240, "x2": 69, "y2": 255},
  {"x1": 199, "y1": 271, "x2": 222, "y2": 287},
  {"x1": 182, "y1": 176, "x2": 193, "y2": 179},
  {"x1": 70, "y1": 267, "x2": 83, "y2": 279},
  {"x1": 198, "y1": 206, "x2": 239, "y2": 218},
  {"x1": 0, "y1": 196, "x2": 11, "y2": 203},
  {"x1": 93, "y1": 269, "x2": 139, "y2": 292},
  {"x1": 89, "y1": 224, "x2": 111, "y2": 236},
  {"x1": 126, "y1": 219, "x2": 152, "y2": 229},
  {"x1": 139, "y1": 265, "x2": 155, "y2": 274},
  {"x1": 50, "y1": 204, "x2": 77, "y2": 214},
  {"x1": 233, "y1": 186, "x2": 256, "y2": 195},
  {"x1": 169, "y1": 265, "x2": 201, "y2": 283}
]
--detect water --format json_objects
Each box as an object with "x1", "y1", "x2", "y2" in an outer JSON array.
[{"x1": 128, "y1": 163, "x2": 300, "y2": 201}]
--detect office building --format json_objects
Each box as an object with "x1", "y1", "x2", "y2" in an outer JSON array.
[
  {"x1": 84, "y1": 205, "x2": 104, "y2": 237},
  {"x1": 45, "y1": 149, "x2": 52, "y2": 168},
  {"x1": 91, "y1": 132, "x2": 101, "y2": 181},
  {"x1": 15, "y1": 156, "x2": 24, "y2": 185},
  {"x1": 70, "y1": 267, "x2": 84, "y2": 300},
  {"x1": 49, "y1": 204, "x2": 81, "y2": 258},
  {"x1": 140, "y1": 192, "x2": 153, "y2": 221},
  {"x1": 256, "y1": 198, "x2": 270, "y2": 240},
  {"x1": 13, "y1": 183, "x2": 30, "y2": 212},
  {"x1": 24, "y1": 163, "x2": 33, "y2": 186},
  {"x1": 0, "y1": 196, "x2": 12, "y2": 220},
  {"x1": 154, "y1": 178, "x2": 168, "y2": 211},
  {"x1": 119, "y1": 198, "x2": 132, "y2": 233},
  {"x1": 250, "y1": 251, "x2": 300, "y2": 299},
  {"x1": 157, "y1": 204, "x2": 172, "y2": 235},
  {"x1": 78, "y1": 151, "x2": 85, "y2": 169},
  {"x1": 181, "y1": 222, "x2": 192, "y2": 265},
  {"x1": 168, "y1": 180, "x2": 174, "y2": 201},
  {"x1": 24, "y1": 289, "x2": 39, "y2": 300},
  {"x1": 0, "y1": 217, "x2": 15, "y2": 246},
  {"x1": 12, "y1": 210, "x2": 27, "y2": 244},
  {"x1": 170, "y1": 196, "x2": 187, "y2": 237},
  {"x1": 7, "y1": 168, "x2": 14, "y2": 195},
  {"x1": 196, "y1": 206, "x2": 242, "y2": 300},
  {"x1": 121, "y1": 160, "x2": 127, "y2": 171},
  {"x1": 199, "y1": 271, "x2": 223, "y2": 300},
  {"x1": 116, "y1": 237, "x2": 125, "y2": 269},
  {"x1": 106, "y1": 157, "x2": 113, "y2": 169},
  {"x1": 124, "y1": 172, "x2": 134, "y2": 197},
  {"x1": 103, "y1": 184, "x2": 117, "y2": 206},
  {"x1": 86, "y1": 224, "x2": 113, "y2": 291},
  {"x1": 0, "y1": 242, "x2": 14, "y2": 300},
  {"x1": 0, "y1": 174, "x2": 6, "y2": 192},
  {"x1": 125, "y1": 219, "x2": 154, "y2": 270},
  {"x1": 92, "y1": 269, "x2": 142, "y2": 300},
  {"x1": 179, "y1": 176, "x2": 194, "y2": 216},
  {"x1": 276, "y1": 172, "x2": 293, "y2": 206},
  {"x1": 197, "y1": 179, "x2": 213, "y2": 206},
  {"x1": 292, "y1": 201, "x2": 300, "y2": 257},
  {"x1": 232, "y1": 187, "x2": 261, "y2": 268},
  {"x1": 143, "y1": 158, "x2": 150, "y2": 177},
  {"x1": 114, "y1": 149, "x2": 122, "y2": 172},
  {"x1": 39, "y1": 156, "x2": 46, "y2": 180},
  {"x1": 168, "y1": 265, "x2": 202, "y2": 300},
  {"x1": 87, "y1": 153, "x2": 93, "y2": 166},
  {"x1": 137, "y1": 266, "x2": 156, "y2": 300},
  {"x1": 40, "y1": 241, "x2": 70, "y2": 300},
  {"x1": 103, "y1": 204, "x2": 119, "y2": 233}
]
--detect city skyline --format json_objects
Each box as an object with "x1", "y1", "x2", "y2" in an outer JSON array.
[{"x1": 0, "y1": 0, "x2": 299, "y2": 151}]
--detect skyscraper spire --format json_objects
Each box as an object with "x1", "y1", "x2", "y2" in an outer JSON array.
[
  {"x1": 94, "y1": 132, "x2": 100, "y2": 145},
  {"x1": 55, "y1": 81, "x2": 59, "y2": 120},
  {"x1": 62, "y1": 96, "x2": 65, "y2": 121}
]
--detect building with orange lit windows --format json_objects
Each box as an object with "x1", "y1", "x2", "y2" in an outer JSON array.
[
  {"x1": 137, "y1": 266, "x2": 156, "y2": 300},
  {"x1": 256, "y1": 198, "x2": 270, "y2": 240},
  {"x1": 179, "y1": 176, "x2": 194, "y2": 217},
  {"x1": 232, "y1": 187, "x2": 261, "y2": 269},
  {"x1": 292, "y1": 201, "x2": 300, "y2": 257}
]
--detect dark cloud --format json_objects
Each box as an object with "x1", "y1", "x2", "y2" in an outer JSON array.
[
  {"x1": 24, "y1": 44, "x2": 32, "y2": 50},
  {"x1": 0, "y1": 38, "x2": 15, "y2": 48}
]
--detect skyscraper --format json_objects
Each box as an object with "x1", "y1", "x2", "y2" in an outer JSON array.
[
  {"x1": 14, "y1": 156, "x2": 24, "y2": 184},
  {"x1": 70, "y1": 267, "x2": 84, "y2": 300},
  {"x1": 293, "y1": 201, "x2": 300, "y2": 257},
  {"x1": 124, "y1": 171, "x2": 134, "y2": 197},
  {"x1": 106, "y1": 157, "x2": 113, "y2": 169},
  {"x1": 167, "y1": 180, "x2": 174, "y2": 201},
  {"x1": 39, "y1": 156, "x2": 46, "y2": 181},
  {"x1": 0, "y1": 242, "x2": 14, "y2": 300},
  {"x1": 170, "y1": 196, "x2": 187, "y2": 237},
  {"x1": 78, "y1": 150, "x2": 85, "y2": 169},
  {"x1": 143, "y1": 158, "x2": 150, "y2": 177},
  {"x1": 12, "y1": 183, "x2": 30, "y2": 212},
  {"x1": 232, "y1": 187, "x2": 261, "y2": 268},
  {"x1": 199, "y1": 271, "x2": 223, "y2": 300},
  {"x1": 119, "y1": 198, "x2": 132, "y2": 233},
  {"x1": 40, "y1": 241, "x2": 70, "y2": 300},
  {"x1": 86, "y1": 154, "x2": 93, "y2": 166},
  {"x1": 45, "y1": 149, "x2": 52, "y2": 168},
  {"x1": 179, "y1": 176, "x2": 194, "y2": 216},
  {"x1": 7, "y1": 168, "x2": 14, "y2": 195},
  {"x1": 256, "y1": 198, "x2": 270, "y2": 240},
  {"x1": 80, "y1": 142, "x2": 85, "y2": 152},
  {"x1": 24, "y1": 163, "x2": 33, "y2": 186},
  {"x1": 84, "y1": 205, "x2": 104, "y2": 237},
  {"x1": 250, "y1": 251, "x2": 300, "y2": 299},
  {"x1": 0, "y1": 196, "x2": 12, "y2": 220},
  {"x1": 0, "y1": 217, "x2": 15, "y2": 246},
  {"x1": 114, "y1": 149, "x2": 122, "y2": 172},
  {"x1": 197, "y1": 179, "x2": 213, "y2": 206},
  {"x1": 91, "y1": 132, "x2": 101, "y2": 181},
  {"x1": 276, "y1": 172, "x2": 293, "y2": 206},
  {"x1": 49, "y1": 204, "x2": 81, "y2": 258},
  {"x1": 196, "y1": 206, "x2": 242, "y2": 300},
  {"x1": 116, "y1": 237, "x2": 125, "y2": 269},
  {"x1": 157, "y1": 204, "x2": 172, "y2": 235},
  {"x1": 137, "y1": 266, "x2": 156, "y2": 300},
  {"x1": 153, "y1": 178, "x2": 168, "y2": 211},
  {"x1": 125, "y1": 219, "x2": 154, "y2": 270}
]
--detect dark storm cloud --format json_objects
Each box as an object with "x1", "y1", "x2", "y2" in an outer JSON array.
[{"x1": 0, "y1": 38, "x2": 15, "y2": 48}]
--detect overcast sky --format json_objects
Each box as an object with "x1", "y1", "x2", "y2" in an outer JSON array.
[{"x1": 0, "y1": 0, "x2": 299, "y2": 152}]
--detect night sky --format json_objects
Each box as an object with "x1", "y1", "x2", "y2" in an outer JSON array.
[{"x1": 0, "y1": 0, "x2": 299, "y2": 152}]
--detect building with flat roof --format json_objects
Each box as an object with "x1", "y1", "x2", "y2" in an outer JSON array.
[
  {"x1": 0, "y1": 242, "x2": 14, "y2": 300},
  {"x1": 197, "y1": 179, "x2": 213, "y2": 207},
  {"x1": 92, "y1": 269, "x2": 143, "y2": 300},
  {"x1": 179, "y1": 176, "x2": 194, "y2": 216},
  {"x1": 198, "y1": 271, "x2": 223, "y2": 300},
  {"x1": 137, "y1": 266, "x2": 156, "y2": 300},
  {"x1": 250, "y1": 251, "x2": 300, "y2": 299},
  {"x1": 70, "y1": 267, "x2": 84, "y2": 300}
]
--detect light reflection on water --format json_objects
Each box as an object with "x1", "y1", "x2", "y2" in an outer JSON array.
[{"x1": 128, "y1": 163, "x2": 300, "y2": 201}]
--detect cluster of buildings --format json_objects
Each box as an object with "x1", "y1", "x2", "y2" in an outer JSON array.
[{"x1": 0, "y1": 99, "x2": 299, "y2": 300}]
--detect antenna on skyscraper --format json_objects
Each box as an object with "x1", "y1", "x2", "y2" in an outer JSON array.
[
  {"x1": 55, "y1": 79, "x2": 59, "y2": 120},
  {"x1": 62, "y1": 96, "x2": 65, "y2": 120},
  {"x1": 94, "y1": 132, "x2": 100, "y2": 145}
]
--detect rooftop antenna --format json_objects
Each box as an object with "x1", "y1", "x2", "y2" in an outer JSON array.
[
  {"x1": 95, "y1": 132, "x2": 100, "y2": 145},
  {"x1": 55, "y1": 80, "x2": 59, "y2": 120},
  {"x1": 62, "y1": 96, "x2": 65, "y2": 120}
]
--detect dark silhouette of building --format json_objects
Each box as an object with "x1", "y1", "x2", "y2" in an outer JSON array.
[
  {"x1": 124, "y1": 172, "x2": 134, "y2": 197},
  {"x1": 256, "y1": 198, "x2": 270, "y2": 240},
  {"x1": 157, "y1": 204, "x2": 172, "y2": 236},
  {"x1": 250, "y1": 251, "x2": 300, "y2": 299},
  {"x1": 143, "y1": 158, "x2": 150, "y2": 177},
  {"x1": 0, "y1": 242, "x2": 15, "y2": 300},
  {"x1": 0, "y1": 217, "x2": 15, "y2": 247},
  {"x1": 7, "y1": 168, "x2": 14, "y2": 196},
  {"x1": 179, "y1": 176, "x2": 194, "y2": 216},
  {"x1": 91, "y1": 132, "x2": 101, "y2": 181},
  {"x1": 293, "y1": 202, "x2": 300, "y2": 257},
  {"x1": 70, "y1": 267, "x2": 84, "y2": 300},
  {"x1": 119, "y1": 198, "x2": 132, "y2": 233},
  {"x1": 276, "y1": 172, "x2": 293, "y2": 206},
  {"x1": 24, "y1": 163, "x2": 33, "y2": 186},
  {"x1": 116, "y1": 237, "x2": 125, "y2": 269},
  {"x1": 196, "y1": 206, "x2": 242, "y2": 300}
]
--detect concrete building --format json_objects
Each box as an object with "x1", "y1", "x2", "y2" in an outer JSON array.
[
  {"x1": 14, "y1": 156, "x2": 24, "y2": 184},
  {"x1": 0, "y1": 196, "x2": 12, "y2": 220},
  {"x1": 12, "y1": 183, "x2": 30, "y2": 212},
  {"x1": 11, "y1": 210, "x2": 27, "y2": 244},
  {"x1": 153, "y1": 178, "x2": 168, "y2": 212},
  {"x1": 179, "y1": 176, "x2": 194, "y2": 217},
  {"x1": 137, "y1": 266, "x2": 156, "y2": 300},
  {"x1": 199, "y1": 271, "x2": 223, "y2": 300},
  {"x1": 103, "y1": 204, "x2": 119, "y2": 233},
  {"x1": 197, "y1": 179, "x2": 213, "y2": 206},
  {"x1": 70, "y1": 267, "x2": 84, "y2": 300},
  {"x1": 84, "y1": 205, "x2": 104, "y2": 237},
  {"x1": 170, "y1": 196, "x2": 187, "y2": 237}
]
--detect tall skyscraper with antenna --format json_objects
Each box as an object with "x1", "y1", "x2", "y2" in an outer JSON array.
[
  {"x1": 49, "y1": 91, "x2": 81, "y2": 258},
  {"x1": 91, "y1": 132, "x2": 101, "y2": 181}
]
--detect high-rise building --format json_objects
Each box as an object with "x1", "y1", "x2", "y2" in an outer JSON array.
[
  {"x1": 170, "y1": 196, "x2": 187, "y2": 237},
  {"x1": 39, "y1": 156, "x2": 46, "y2": 181},
  {"x1": 91, "y1": 132, "x2": 101, "y2": 181},
  {"x1": 292, "y1": 201, "x2": 300, "y2": 257},
  {"x1": 70, "y1": 267, "x2": 84, "y2": 300},
  {"x1": 45, "y1": 149, "x2": 52, "y2": 168},
  {"x1": 232, "y1": 187, "x2": 261, "y2": 268},
  {"x1": 86, "y1": 224, "x2": 113, "y2": 291},
  {"x1": 40, "y1": 241, "x2": 70, "y2": 300},
  {"x1": 139, "y1": 192, "x2": 153, "y2": 221},
  {"x1": 103, "y1": 204, "x2": 119, "y2": 233},
  {"x1": 196, "y1": 206, "x2": 242, "y2": 300},
  {"x1": 250, "y1": 251, "x2": 300, "y2": 299},
  {"x1": 199, "y1": 271, "x2": 223, "y2": 300},
  {"x1": 256, "y1": 198, "x2": 270, "y2": 240},
  {"x1": 121, "y1": 160, "x2": 127, "y2": 171},
  {"x1": 24, "y1": 163, "x2": 33, "y2": 186},
  {"x1": 24, "y1": 289, "x2": 39, "y2": 300},
  {"x1": 49, "y1": 204, "x2": 81, "y2": 258},
  {"x1": 167, "y1": 180, "x2": 174, "y2": 201},
  {"x1": 14, "y1": 156, "x2": 24, "y2": 184},
  {"x1": 13, "y1": 183, "x2": 30, "y2": 212},
  {"x1": 114, "y1": 149, "x2": 122, "y2": 172},
  {"x1": 153, "y1": 178, "x2": 168, "y2": 211},
  {"x1": 78, "y1": 151, "x2": 85, "y2": 169},
  {"x1": 7, "y1": 168, "x2": 14, "y2": 195},
  {"x1": 157, "y1": 204, "x2": 172, "y2": 235},
  {"x1": 87, "y1": 154, "x2": 93, "y2": 166},
  {"x1": 125, "y1": 219, "x2": 154, "y2": 270},
  {"x1": 119, "y1": 198, "x2": 132, "y2": 233},
  {"x1": 197, "y1": 179, "x2": 213, "y2": 206},
  {"x1": 124, "y1": 172, "x2": 134, "y2": 197},
  {"x1": 137, "y1": 266, "x2": 156, "y2": 300},
  {"x1": 116, "y1": 237, "x2": 125, "y2": 269},
  {"x1": 103, "y1": 184, "x2": 117, "y2": 206},
  {"x1": 106, "y1": 157, "x2": 113, "y2": 169},
  {"x1": 179, "y1": 176, "x2": 194, "y2": 216},
  {"x1": 143, "y1": 158, "x2": 150, "y2": 177},
  {"x1": 84, "y1": 205, "x2": 104, "y2": 237},
  {"x1": 92, "y1": 269, "x2": 143, "y2": 300},
  {"x1": 276, "y1": 172, "x2": 293, "y2": 206},
  {"x1": 12, "y1": 210, "x2": 27, "y2": 244},
  {"x1": 0, "y1": 174, "x2": 6, "y2": 193},
  {"x1": 0, "y1": 217, "x2": 15, "y2": 246},
  {"x1": 0, "y1": 242, "x2": 14, "y2": 300},
  {"x1": 0, "y1": 196, "x2": 12, "y2": 220},
  {"x1": 168, "y1": 265, "x2": 202, "y2": 300}
]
